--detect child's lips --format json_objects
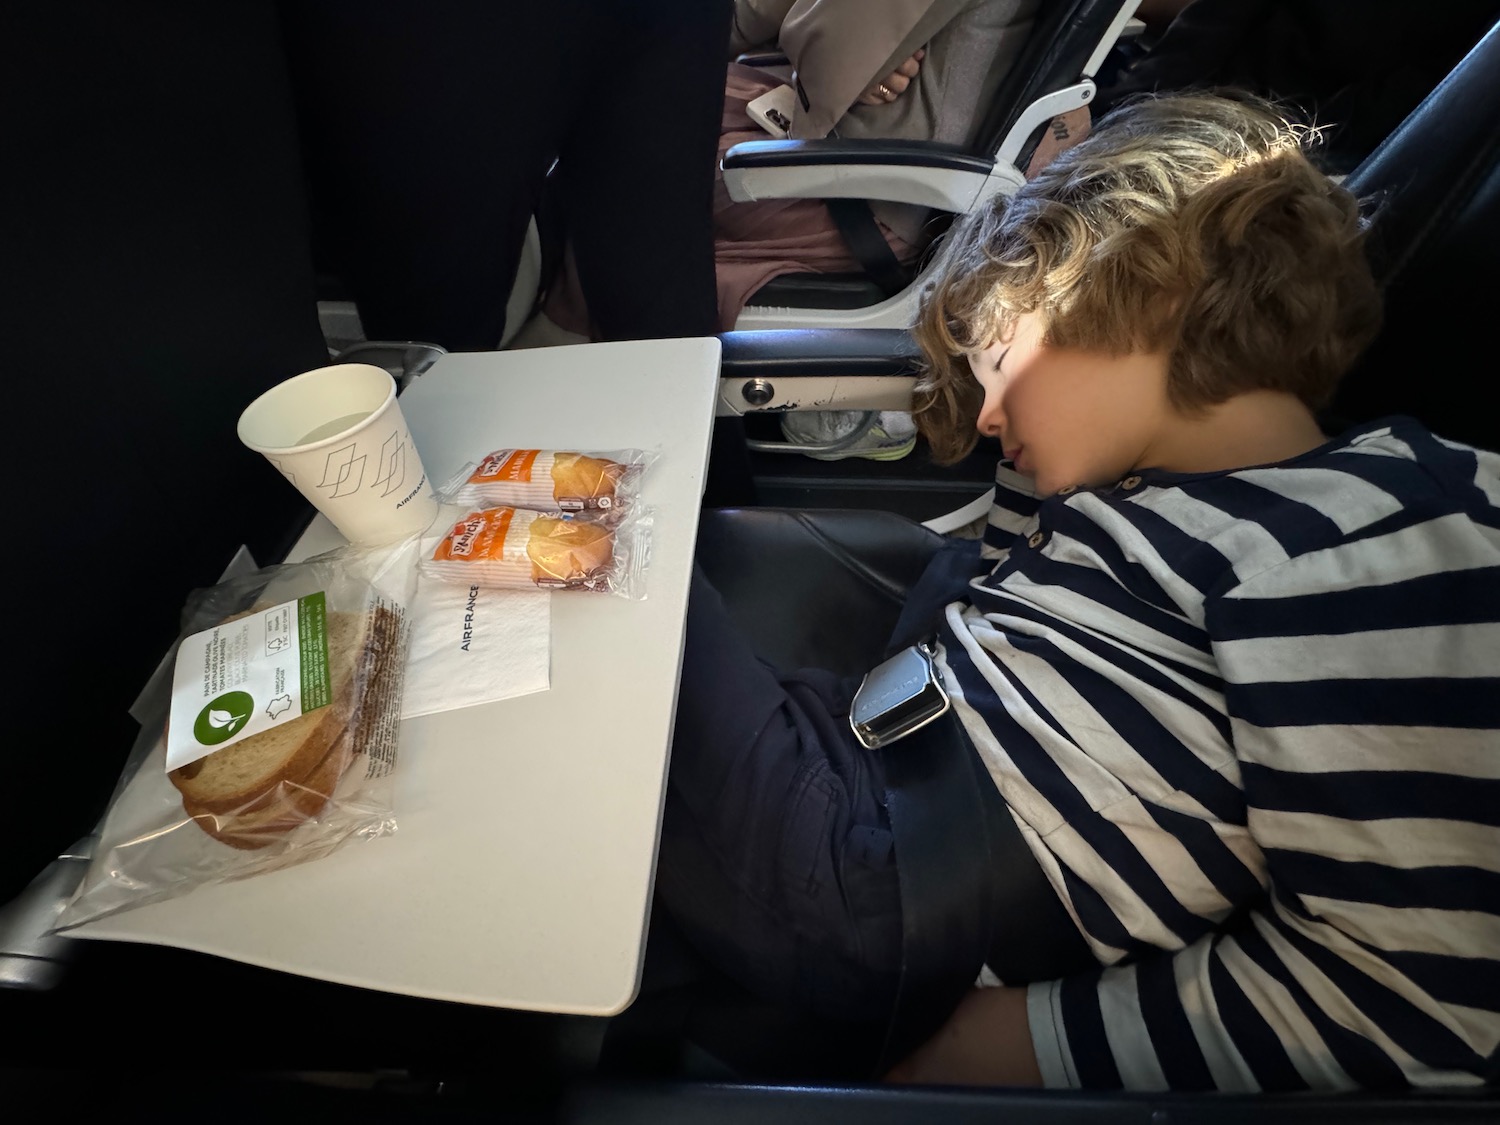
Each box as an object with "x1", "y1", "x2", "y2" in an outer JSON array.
[{"x1": 1005, "y1": 445, "x2": 1027, "y2": 470}]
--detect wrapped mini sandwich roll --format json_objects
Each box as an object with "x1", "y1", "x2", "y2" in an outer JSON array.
[
  {"x1": 438, "y1": 448, "x2": 654, "y2": 513},
  {"x1": 422, "y1": 506, "x2": 651, "y2": 599}
]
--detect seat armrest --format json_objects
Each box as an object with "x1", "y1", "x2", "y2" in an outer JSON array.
[
  {"x1": 720, "y1": 328, "x2": 920, "y2": 379},
  {"x1": 335, "y1": 340, "x2": 446, "y2": 393},
  {"x1": 562, "y1": 1082, "x2": 1500, "y2": 1124},
  {"x1": 735, "y1": 50, "x2": 789, "y2": 67},
  {"x1": 722, "y1": 139, "x2": 989, "y2": 173},
  {"x1": 0, "y1": 838, "x2": 94, "y2": 991},
  {"x1": 722, "y1": 139, "x2": 1017, "y2": 211},
  {"x1": 717, "y1": 329, "x2": 921, "y2": 417}
]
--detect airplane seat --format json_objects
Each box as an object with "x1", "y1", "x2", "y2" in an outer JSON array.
[
  {"x1": 604, "y1": 16, "x2": 1500, "y2": 1103},
  {"x1": 3, "y1": 2, "x2": 329, "y2": 925},
  {"x1": 722, "y1": 0, "x2": 1144, "y2": 331}
]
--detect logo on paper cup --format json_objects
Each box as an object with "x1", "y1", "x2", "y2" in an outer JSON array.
[
  {"x1": 310, "y1": 429, "x2": 412, "y2": 501},
  {"x1": 194, "y1": 691, "x2": 254, "y2": 746},
  {"x1": 317, "y1": 441, "x2": 367, "y2": 498},
  {"x1": 372, "y1": 433, "x2": 411, "y2": 497}
]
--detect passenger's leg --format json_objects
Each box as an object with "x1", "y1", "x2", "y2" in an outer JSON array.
[
  {"x1": 556, "y1": 0, "x2": 755, "y2": 506},
  {"x1": 557, "y1": 0, "x2": 730, "y2": 341},
  {"x1": 656, "y1": 569, "x2": 903, "y2": 1031},
  {"x1": 282, "y1": 1, "x2": 588, "y2": 350}
]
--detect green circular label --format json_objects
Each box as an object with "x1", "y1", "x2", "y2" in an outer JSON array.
[{"x1": 194, "y1": 691, "x2": 254, "y2": 745}]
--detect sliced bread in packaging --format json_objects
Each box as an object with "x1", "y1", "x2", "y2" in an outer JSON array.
[
  {"x1": 167, "y1": 610, "x2": 366, "y2": 814},
  {"x1": 54, "y1": 540, "x2": 418, "y2": 929}
]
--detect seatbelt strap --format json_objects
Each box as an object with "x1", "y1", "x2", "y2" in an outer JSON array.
[
  {"x1": 876, "y1": 710, "x2": 1093, "y2": 1073},
  {"x1": 972, "y1": 751, "x2": 1094, "y2": 984},
  {"x1": 824, "y1": 198, "x2": 910, "y2": 299},
  {"x1": 876, "y1": 711, "x2": 999, "y2": 1070}
]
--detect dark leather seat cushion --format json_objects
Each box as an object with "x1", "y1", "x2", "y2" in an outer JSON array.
[{"x1": 695, "y1": 508, "x2": 946, "y2": 679}]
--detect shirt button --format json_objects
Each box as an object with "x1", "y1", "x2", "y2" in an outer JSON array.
[
  {"x1": 1120, "y1": 475, "x2": 1143, "y2": 490},
  {"x1": 1056, "y1": 484, "x2": 1077, "y2": 495},
  {"x1": 1028, "y1": 531, "x2": 1046, "y2": 548}
]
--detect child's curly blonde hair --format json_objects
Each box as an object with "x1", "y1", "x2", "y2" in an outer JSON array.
[{"x1": 911, "y1": 92, "x2": 1383, "y2": 463}]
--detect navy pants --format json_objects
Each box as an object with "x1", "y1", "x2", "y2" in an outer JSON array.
[{"x1": 655, "y1": 569, "x2": 905, "y2": 1028}]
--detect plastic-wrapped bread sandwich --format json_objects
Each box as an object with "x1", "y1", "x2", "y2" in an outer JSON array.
[
  {"x1": 55, "y1": 542, "x2": 415, "y2": 929},
  {"x1": 168, "y1": 606, "x2": 404, "y2": 849},
  {"x1": 422, "y1": 506, "x2": 651, "y2": 598}
]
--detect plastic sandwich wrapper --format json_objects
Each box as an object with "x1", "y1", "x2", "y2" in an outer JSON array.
[
  {"x1": 54, "y1": 525, "x2": 559, "y2": 929},
  {"x1": 56, "y1": 538, "x2": 421, "y2": 928}
]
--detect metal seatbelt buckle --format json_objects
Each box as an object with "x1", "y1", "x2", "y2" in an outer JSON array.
[{"x1": 849, "y1": 642, "x2": 951, "y2": 750}]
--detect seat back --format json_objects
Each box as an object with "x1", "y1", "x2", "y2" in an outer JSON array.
[
  {"x1": 974, "y1": 0, "x2": 1140, "y2": 166},
  {"x1": 639, "y1": 19, "x2": 1500, "y2": 1101},
  {"x1": 737, "y1": 0, "x2": 1141, "y2": 326},
  {"x1": 5, "y1": 5, "x2": 329, "y2": 902},
  {"x1": 1330, "y1": 18, "x2": 1500, "y2": 452}
]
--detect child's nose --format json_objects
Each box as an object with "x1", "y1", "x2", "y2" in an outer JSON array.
[{"x1": 976, "y1": 392, "x2": 1004, "y2": 438}]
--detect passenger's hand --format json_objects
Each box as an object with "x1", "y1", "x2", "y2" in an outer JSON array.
[{"x1": 856, "y1": 48, "x2": 924, "y2": 106}]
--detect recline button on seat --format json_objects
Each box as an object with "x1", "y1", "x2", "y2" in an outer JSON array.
[{"x1": 742, "y1": 378, "x2": 776, "y2": 406}]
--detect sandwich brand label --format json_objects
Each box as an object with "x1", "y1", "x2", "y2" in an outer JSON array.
[
  {"x1": 433, "y1": 506, "x2": 520, "y2": 562},
  {"x1": 472, "y1": 448, "x2": 539, "y2": 484},
  {"x1": 164, "y1": 592, "x2": 334, "y2": 773}
]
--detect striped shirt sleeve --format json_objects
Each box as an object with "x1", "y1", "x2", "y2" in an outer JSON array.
[{"x1": 1028, "y1": 495, "x2": 1500, "y2": 1091}]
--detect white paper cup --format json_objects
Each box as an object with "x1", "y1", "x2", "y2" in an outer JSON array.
[{"x1": 238, "y1": 363, "x2": 440, "y2": 545}]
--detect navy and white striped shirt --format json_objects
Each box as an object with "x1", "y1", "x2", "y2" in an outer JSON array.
[{"x1": 934, "y1": 416, "x2": 1500, "y2": 1091}]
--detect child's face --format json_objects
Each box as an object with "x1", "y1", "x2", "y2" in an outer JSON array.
[{"x1": 967, "y1": 312, "x2": 1172, "y2": 496}]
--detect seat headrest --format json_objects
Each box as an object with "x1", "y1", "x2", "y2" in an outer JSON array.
[
  {"x1": 1342, "y1": 20, "x2": 1500, "y2": 288},
  {"x1": 1332, "y1": 21, "x2": 1500, "y2": 452}
]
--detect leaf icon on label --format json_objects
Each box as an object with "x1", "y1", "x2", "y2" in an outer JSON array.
[{"x1": 195, "y1": 691, "x2": 254, "y2": 746}]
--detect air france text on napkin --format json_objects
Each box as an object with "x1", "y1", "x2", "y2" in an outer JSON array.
[{"x1": 400, "y1": 572, "x2": 550, "y2": 719}]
